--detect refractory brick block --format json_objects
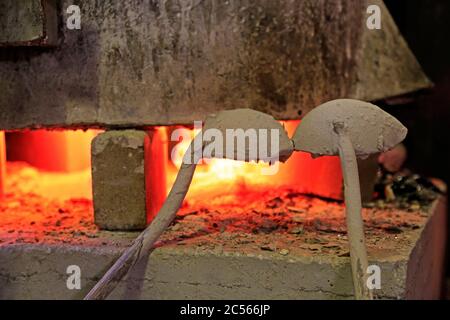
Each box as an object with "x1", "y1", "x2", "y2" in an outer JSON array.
[{"x1": 91, "y1": 130, "x2": 150, "y2": 231}]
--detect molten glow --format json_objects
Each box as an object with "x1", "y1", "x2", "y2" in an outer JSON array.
[
  {"x1": 3, "y1": 124, "x2": 343, "y2": 211},
  {"x1": 171, "y1": 127, "x2": 275, "y2": 181},
  {"x1": 5, "y1": 129, "x2": 103, "y2": 200},
  {"x1": 146, "y1": 127, "x2": 169, "y2": 222},
  {"x1": 168, "y1": 121, "x2": 344, "y2": 205},
  {"x1": 7, "y1": 129, "x2": 103, "y2": 172},
  {"x1": 0, "y1": 132, "x2": 5, "y2": 196},
  {"x1": 169, "y1": 126, "x2": 282, "y2": 203}
]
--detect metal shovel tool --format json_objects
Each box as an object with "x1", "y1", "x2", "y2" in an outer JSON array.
[
  {"x1": 85, "y1": 100, "x2": 407, "y2": 300},
  {"x1": 84, "y1": 108, "x2": 293, "y2": 300},
  {"x1": 291, "y1": 99, "x2": 408, "y2": 299}
]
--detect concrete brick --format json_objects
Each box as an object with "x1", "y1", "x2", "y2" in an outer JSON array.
[
  {"x1": 0, "y1": 0, "x2": 430, "y2": 130},
  {"x1": 91, "y1": 130, "x2": 149, "y2": 231}
]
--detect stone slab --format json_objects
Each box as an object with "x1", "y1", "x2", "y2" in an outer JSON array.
[
  {"x1": 0, "y1": 197, "x2": 445, "y2": 299},
  {"x1": 0, "y1": 0, "x2": 431, "y2": 130}
]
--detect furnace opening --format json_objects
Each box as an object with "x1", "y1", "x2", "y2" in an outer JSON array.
[
  {"x1": 4, "y1": 129, "x2": 102, "y2": 200},
  {"x1": 0, "y1": 124, "x2": 345, "y2": 243},
  {"x1": 0, "y1": 126, "x2": 439, "y2": 248},
  {"x1": 167, "y1": 120, "x2": 344, "y2": 207},
  {"x1": 1, "y1": 123, "x2": 344, "y2": 206}
]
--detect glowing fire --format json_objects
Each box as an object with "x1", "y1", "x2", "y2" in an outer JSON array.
[
  {"x1": 2, "y1": 123, "x2": 344, "y2": 214},
  {"x1": 167, "y1": 121, "x2": 344, "y2": 205},
  {"x1": 169, "y1": 127, "x2": 281, "y2": 203},
  {"x1": 4, "y1": 129, "x2": 103, "y2": 200},
  {"x1": 170, "y1": 127, "x2": 276, "y2": 180}
]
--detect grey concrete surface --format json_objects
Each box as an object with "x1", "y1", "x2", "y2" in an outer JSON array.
[
  {"x1": 0, "y1": 197, "x2": 445, "y2": 300},
  {"x1": 0, "y1": 0, "x2": 430, "y2": 130}
]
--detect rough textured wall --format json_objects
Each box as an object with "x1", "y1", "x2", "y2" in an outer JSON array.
[
  {"x1": 353, "y1": 0, "x2": 431, "y2": 101},
  {"x1": 0, "y1": 0, "x2": 430, "y2": 130},
  {"x1": 0, "y1": 0, "x2": 45, "y2": 43},
  {"x1": 0, "y1": 0, "x2": 57, "y2": 46}
]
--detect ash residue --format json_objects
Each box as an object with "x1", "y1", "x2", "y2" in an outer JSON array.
[
  {"x1": 159, "y1": 187, "x2": 430, "y2": 258},
  {"x1": 0, "y1": 162, "x2": 438, "y2": 259}
]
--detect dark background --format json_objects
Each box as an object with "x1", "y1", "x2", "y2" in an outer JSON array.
[{"x1": 384, "y1": 0, "x2": 450, "y2": 280}]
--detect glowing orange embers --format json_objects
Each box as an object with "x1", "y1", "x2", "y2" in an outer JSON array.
[
  {"x1": 1, "y1": 124, "x2": 344, "y2": 220},
  {"x1": 0, "y1": 129, "x2": 101, "y2": 246},
  {"x1": 167, "y1": 121, "x2": 344, "y2": 206},
  {"x1": 5, "y1": 129, "x2": 102, "y2": 199}
]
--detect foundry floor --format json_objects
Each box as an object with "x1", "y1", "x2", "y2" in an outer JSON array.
[{"x1": 0, "y1": 161, "x2": 432, "y2": 260}]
